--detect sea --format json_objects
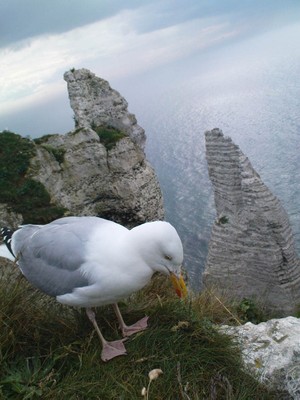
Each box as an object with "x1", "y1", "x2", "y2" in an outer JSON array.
[{"x1": 119, "y1": 23, "x2": 300, "y2": 289}]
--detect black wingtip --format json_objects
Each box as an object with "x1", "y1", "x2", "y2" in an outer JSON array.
[{"x1": 0, "y1": 227, "x2": 15, "y2": 257}]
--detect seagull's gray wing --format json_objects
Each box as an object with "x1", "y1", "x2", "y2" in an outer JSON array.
[{"x1": 12, "y1": 217, "x2": 110, "y2": 297}]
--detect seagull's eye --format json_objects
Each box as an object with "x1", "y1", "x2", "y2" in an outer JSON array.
[{"x1": 164, "y1": 255, "x2": 172, "y2": 261}]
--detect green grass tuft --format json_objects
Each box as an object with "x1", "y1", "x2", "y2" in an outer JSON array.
[
  {"x1": 0, "y1": 264, "x2": 278, "y2": 400},
  {"x1": 33, "y1": 134, "x2": 59, "y2": 145},
  {"x1": 94, "y1": 126, "x2": 127, "y2": 151},
  {"x1": 40, "y1": 145, "x2": 66, "y2": 164}
]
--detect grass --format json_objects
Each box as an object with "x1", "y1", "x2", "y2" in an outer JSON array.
[
  {"x1": 0, "y1": 131, "x2": 65, "y2": 224},
  {"x1": 94, "y1": 126, "x2": 127, "y2": 151},
  {"x1": 33, "y1": 134, "x2": 59, "y2": 145},
  {"x1": 0, "y1": 261, "x2": 278, "y2": 400},
  {"x1": 33, "y1": 135, "x2": 66, "y2": 164},
  {"x1": 39, "y1": 145, "x2": 66, "y2": 164}
]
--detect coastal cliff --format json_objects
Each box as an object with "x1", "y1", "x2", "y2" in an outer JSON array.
[
  {"x1": 203, "y1": 128, "x2": 300, "y2": 314},
  {"x1": 0, "y1": 69, "x2": 164, "y2": 227}
]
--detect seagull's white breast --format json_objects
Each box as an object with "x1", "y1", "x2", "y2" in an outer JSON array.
[{"x1": 56, "y1": 222, "x2": 153, "y2": 307}]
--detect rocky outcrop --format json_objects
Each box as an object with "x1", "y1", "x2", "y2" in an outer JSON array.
[
  {"x1": 0, "y1": 205, "x2": 22, "y2": 230},
  {"x1": 221, "y1": 317, "x2": 300, "y2": 399},
  {"x1": 21, "y1": 68, "x2": 164, "y2": 227},
  {"x1": 64, "y1": 68, "x2": 146, "y2": 148},
  {"x1": 29, "y1": 130, "x2": 163, "y2": 225},
  {"x1": 203, "y1": 129, "x2": 300, "y2": 314}
]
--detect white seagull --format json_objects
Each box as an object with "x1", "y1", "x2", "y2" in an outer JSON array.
[{"x1": 0, "y1": 216, "x2": 187, "y2": 361}]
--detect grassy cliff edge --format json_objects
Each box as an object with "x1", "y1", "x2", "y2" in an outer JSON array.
[{"x1": 0, "y1": 261, "x2": 278, "y2": 399}]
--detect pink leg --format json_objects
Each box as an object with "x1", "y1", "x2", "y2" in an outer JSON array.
[
  {"x1": 86, "y1": 308, "x2": 127, "y2": 362},
  {"x1": 113, "y1": 303, "x2": 149, "y2": 337}
]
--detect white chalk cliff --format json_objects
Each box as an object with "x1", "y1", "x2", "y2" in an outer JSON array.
[{"x1": 203, "y1": 129, "x2": 300, "y2": 314}]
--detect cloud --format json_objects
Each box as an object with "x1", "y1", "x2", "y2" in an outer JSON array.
[
  {"x1": 0, "y1": 8, "x2": 237, "y2": 117},
  {"x1": 0, "y1": 0, "x2": 145, "y2": 48},
  {"x1": 3, "y1": 0, "x2": 298, "y2": 120},
  {"x1": 0, "y1": 0, "x2": 242, "y2": 48}
]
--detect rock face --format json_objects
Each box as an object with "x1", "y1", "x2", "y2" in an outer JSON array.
[
  {"x1": 0, "y1": 204, "x2": 22, "y2": 230},
  {"x1": 26, "y1": 69, "x2": 164, "y2": 226},
  {"x1": 203, "y1": 129, "x2": 300, "y2": 314},
  {"x1": 221, "y1": 317, "x2": 300, "y2": 399},
  {"x1": 64, "y1": 68, "x2": 146, "y2": 148}
]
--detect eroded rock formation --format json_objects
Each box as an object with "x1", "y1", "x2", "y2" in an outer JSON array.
[
  {"x1": 64, "y1": 68, "x2": 146, "y2": 148},
  {"x1": 0, "y1": 205, "x2": 22, "y2": 230},
  {"x1": 2, "y1": 69, "x2": 164, "y2": 227},
  {"x1": 203, "y1": 129, "x2": 300, "y2": 314}
]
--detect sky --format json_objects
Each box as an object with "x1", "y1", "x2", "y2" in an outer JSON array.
[{"x1": 1, "y1": 0, "x2": 300, "y2": 137}]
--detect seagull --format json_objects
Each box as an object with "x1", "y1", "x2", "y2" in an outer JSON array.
[{"x1": 0, "y1": 216, "x2": 186, "y2": 362}]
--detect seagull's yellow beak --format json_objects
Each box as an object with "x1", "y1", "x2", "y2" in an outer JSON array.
[{"x1": 170, "y1": 272, "x2": 187, "y2": 298}]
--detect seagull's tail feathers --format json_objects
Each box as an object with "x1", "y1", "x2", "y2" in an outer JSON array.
[{"x1": 0, "y1": 227, "x2": 16, "y2": 261}]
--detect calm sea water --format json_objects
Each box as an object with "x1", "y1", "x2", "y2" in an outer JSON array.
[{"x1": 123, "y1": 24, "x2": 300, "y2": 288}]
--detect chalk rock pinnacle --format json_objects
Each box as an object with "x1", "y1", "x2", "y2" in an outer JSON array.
[
  {"x1": 203, "y1": 128, "x2": 300, "y2": 314},
  {"x1": 64, "y1": 68, "x2": 146, "y2": 149},
  {"x1": 27, "y1": 69, "x2": 164, "y2": 226}
]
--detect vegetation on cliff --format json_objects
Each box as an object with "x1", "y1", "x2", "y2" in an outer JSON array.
[
  {"x1": 33, "y1": 135, "x2": 66, "y2": 164},
  {"x1": 0, "y1": 261, "x2": 278, "y2": 400},
  {"x1": 0, "y1": 131, "x2": 65, "y2": 224},
  {"x1": 94, "y1": 125, "x2": 126, "y2": 151}
]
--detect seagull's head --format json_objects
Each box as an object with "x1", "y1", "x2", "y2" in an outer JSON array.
[{"x1": 131, "y1": 221, "x2": 187, "y2": 298}]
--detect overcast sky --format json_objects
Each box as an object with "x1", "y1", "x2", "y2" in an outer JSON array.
[{"x1": 1, "y1": 0, "x2": 300, "y2": 137}]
